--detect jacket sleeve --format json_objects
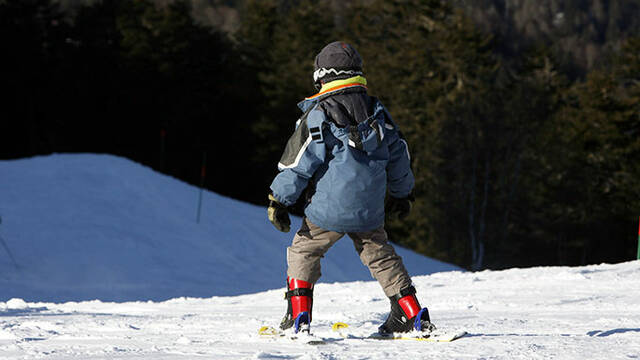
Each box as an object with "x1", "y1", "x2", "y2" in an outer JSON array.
[
  {"x1": 270, "y1": 110, "x2": 326, "y2": 206},
  {"x1": 385, "y1": 122, "x2": 415, "y2": 199}
]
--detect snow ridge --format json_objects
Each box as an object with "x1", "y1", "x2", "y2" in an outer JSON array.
[{"x1": 0, "y1": 154, "x2": 459, "y2": 302}]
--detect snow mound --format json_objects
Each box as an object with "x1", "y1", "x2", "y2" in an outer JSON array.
[
  {"x1": 0, "y1": 154, "x2": 459, "y2": 302},
  {"x1": 5, "y1": 299, "x2": 28, "y2": 310}
]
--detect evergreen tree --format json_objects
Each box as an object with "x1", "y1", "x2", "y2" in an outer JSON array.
[
  {"x1": 238, "y1": 0, "x2": 336, "y2": 207},
  {"x1": 539, "y1": 37, "x2": 640, "y2": 264},
  {"x1": 345, "y1": 0, "x2": 507, "y2": 269},
  {"x1": 0, "y1": 0, "x2": 72, "y2": 157},
  {"x1": 115, "y1": 0, "x2": 256, "y2": 199},
  {"x1": 488, "y1": 47, "x2": 568, "y2": 267}
]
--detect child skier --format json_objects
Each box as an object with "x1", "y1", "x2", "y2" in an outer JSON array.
[{"x1": 268, "y1": 41, "x2": 436, "y2": 335}]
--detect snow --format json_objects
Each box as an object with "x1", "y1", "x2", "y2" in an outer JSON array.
[
  {"x1": 0, "y1": 154, "x2": 458, "y2": 303},
  {"x1": 1, "y1": 154, "x2": 638, "y2": 359},
  {"x1": 5, "y1": 299, "x2": 28, "y2": 310},
  {"x1": 0, "y1": 261, "x2": 638, "y2": 359}
]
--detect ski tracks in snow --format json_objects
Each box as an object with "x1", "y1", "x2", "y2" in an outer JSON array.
[{"x1": 1, "y1": 262, "x2": 640, "y2": 359}]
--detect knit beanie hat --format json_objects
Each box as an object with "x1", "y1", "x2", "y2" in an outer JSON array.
[{"x1": 313, "y1": 41, "x2": 363, "y2": 86}]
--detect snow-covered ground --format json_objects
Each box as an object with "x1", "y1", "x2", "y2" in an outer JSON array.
[
  {"x1": 1, "y1": 154, "x2": 638, "y2": 359},
  {"x1": 1, "y1": 261, "x2": 638, "y2": 359},
  {"x1": 0, "y1": 154, "x2": 458, "y2": 303}
]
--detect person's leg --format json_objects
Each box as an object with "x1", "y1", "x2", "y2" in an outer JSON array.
[
  {"x1": 349, "y1": 227, "x2": 411, "y2": 297},
  {"x1": 349, "y1": 227, "x2": 435, "y2": 333},
  {"x1": 287, "y1": 218, "x2": 344, "y2": 283},
  {"x1": 281, "y1": 218, "x2": 343, "y2": 332}
]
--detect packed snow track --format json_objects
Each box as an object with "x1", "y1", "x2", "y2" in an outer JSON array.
[{"x1": 1, "y1": 261, "x2": 639, "y2": 359}]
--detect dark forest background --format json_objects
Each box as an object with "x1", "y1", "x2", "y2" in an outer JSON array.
[{"x1": 1, "y1": 0, "x2": 639, "y2": 271}]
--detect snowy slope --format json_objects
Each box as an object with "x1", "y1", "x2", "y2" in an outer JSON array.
[
  {"x1": 0, "y1": 154, "x2": 459, "y2": 302},
  {"x1": 0, "y1": 261, "x2": 638, "y2": 359}
]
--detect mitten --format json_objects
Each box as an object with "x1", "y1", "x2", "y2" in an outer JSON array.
[
  {"x1": 268, "y1": 194, "x2": 291, "y2": 232},
  {"x1": 385, "y1": 196, "x2": 413, "y2": 220}
]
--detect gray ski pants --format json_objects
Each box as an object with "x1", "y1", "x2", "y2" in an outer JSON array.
[{"x1": 287, "y1": 218, "x2": 412, "y2": 297}]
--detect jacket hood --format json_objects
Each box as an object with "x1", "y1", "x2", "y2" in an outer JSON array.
[{"x1": 345, "y1": 100, "x2": 387, "y2": 153}]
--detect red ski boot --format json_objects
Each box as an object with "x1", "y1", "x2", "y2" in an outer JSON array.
[
  {"x1": 280, "y1": 278, "x2": 313, "y2": 333},
  {"x1": 378, "y1": 286, "x2": 436, "y2": 334}
]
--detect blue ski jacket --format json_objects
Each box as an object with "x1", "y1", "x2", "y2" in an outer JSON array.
[{"x1": 270, "y1": 77, "x2": 414, "y2": 232}]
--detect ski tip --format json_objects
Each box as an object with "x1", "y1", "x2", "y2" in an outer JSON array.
[
  {"x1": 258, "y1": 326, "x2": 279, "y2": 336},
  {"x1": 423, "y1": 330, "x2": 468, "y2": 342},
  {"x1": 331, "y1": 322, "x2": 349, "y2": 332}
]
